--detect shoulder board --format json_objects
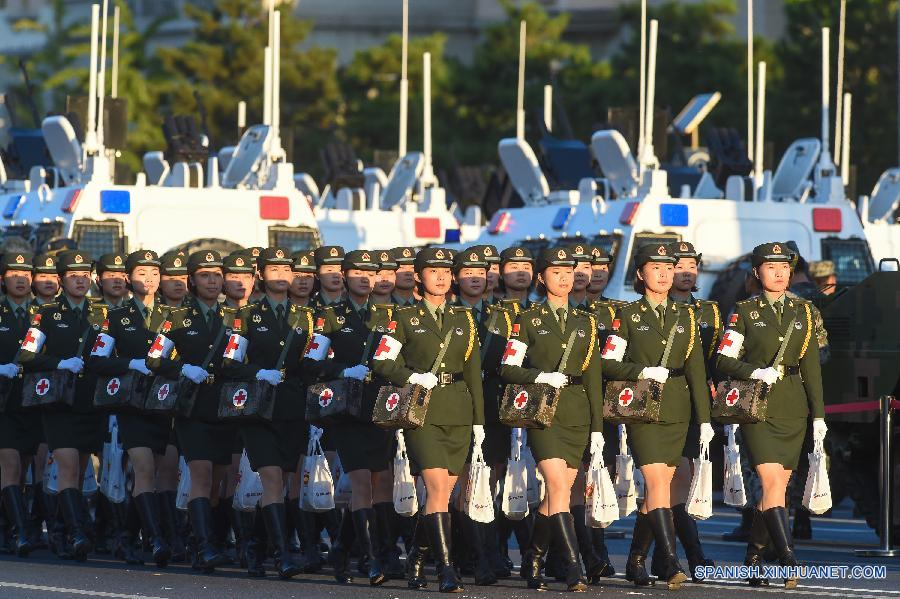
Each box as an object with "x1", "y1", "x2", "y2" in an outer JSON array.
[
  {"x1": 395, "y1": 305, "x2": 417, "y2": 313},
  {"x1": 735, "y1": 297, "x2": 757, "y2": 307},
  {"x1": 519, "y1": 304, "x2": 542, "y2": 315},
  {"x1": 623, "y1": 299, "x2": 642, "y2": 310},
  {"x1": 372, "y1": 303, "x2": 394, "y2": 311},
  {"x1": 449, "y1": 305, "x2": 471, "y2": 313}
]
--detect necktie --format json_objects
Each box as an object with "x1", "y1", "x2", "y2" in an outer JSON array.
[
  {"x1": 358, "y1": 308, "x2": 367, "y2": 322},
  {"x1": 15, "y1": 307, "x2": 25, "y2": 329},
  {"x1": 657, "y1": 305, "x2": 666, "y2": 326},
  {"x1": 73, "y1": 307, "x2": 82, "y2": 321},
  {"x1": 206, "y1": 309, "x2": 214, "y2": 327},
  {"x1": 774, "y1": 301, "x2": 783, "y2": 324},
  {"x1": 557, "y1": 308, "x2": 567, "y2": 330},
  {"x1": 276, "y1": 304, "x2": 285, "y2": 325},
  {"x1": 435, "y1": 308, "x2": 443, "y2": 330}
]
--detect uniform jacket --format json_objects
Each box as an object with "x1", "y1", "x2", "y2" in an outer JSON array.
[
  {"x1": 715, "y1": 294, "x2": 824, "y2": 419},
  {"x1": 88, "y1": 298, "x2": 173, "y2": 374},
  {"x1": 459, "y1": 300, "x2": 513, "y2": 425},
  {"x1": 220, "y1": 299, "x2": 314, "y2": 421},
  {"x1": 18, "y1": 297, "x2": 107, "y2": 413},
  {"x1": 601, "y1": 298, "x2": 711, "y2": 425},
  {"x1": 499, "y1": 301, "x2": 604, "y2": 432},
  {"x1": 370, "y1": 300, "x2": 485, "y2": 426},
  {"x1": 0, "y1": 297, "x2": 39, "y2": 412}
]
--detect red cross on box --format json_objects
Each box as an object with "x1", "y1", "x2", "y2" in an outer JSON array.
[
  {"x1": 725, "y1": 388, "x2": 740, "y2": 406},
  {"x1": 157, "y1": 384, "x2": 170, "y2": 401},
  {"x1": 318, "y1": 388, "x2": 333, "y2": 407},
  {"x1": 233, "y1": 389, "x2": 248, "y2": 407},
  {"x1": 618, "y1": 388, "x2": 634, "y2": 407},
  {"x1": 107, "y1": 378, "x2": 120, "y2": 395},
  {"x1": 385, "y1": 393, "x2": 400, "y2": 411},
  {"x1": 35, "y1": 378, "x2": 49, "y2": 395},
  {"x1": 513, "y1": 391, "x2": 528, "y2": 409}
]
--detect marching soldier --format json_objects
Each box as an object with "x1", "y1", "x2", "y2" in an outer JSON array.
[
  {"x1": 389, "y1": 247, "x2": 417, "y2": 307},
  {"x1": 222, "y1": 253, "x2": 256, "y2": 309},
  {"x1": 600, "y1": 243, "x2": 713, "y2": 590},
  {"x1": 0, "y1": 252, "x2": 40, "y2": 557},
  {"x1": 586, "y1": 247, "x2": 619, "y2": 305},
  {"x1": 158, "y1": 253, "x2": 189, "y2": 308},
  {"x1": 371, "y1": 247, "x2": 484, "y2": 593},
  {"x1": 715, "y1": 242, "x2": 825, "y2": 589},
  {"x1": 566, "y1": 244, "x2": 593, "y2": 311},
  {"x1": 87, "y1": 250, "x2": 173, "y2": 568},
  {"x1": 309, "y1": 250, "x2": 393, "y2": 586},
  {"x1": 653, "y1": 241, "x2": 719, "y2": 581},
  {"x1": 313, "y1": 246, "x2": 346, "y2": 308},
  {"x1": 221, "y1": 247, "x2": 311, "y2": 579},
  {"x1": 19, "y1": 250, "x2": 107, "y2": 562},
  {"x1": 146, "y1": 250, "x2": 236, "y2": 572},
  {"x1": 498, "y1": 247, "x2": 534, "y2": 313},
  {"x1": 95, "y1": 253, "x2": 129, "y2": 308},
  {"x1": 31, "y1": 254, "x2": 60, "y2": 305},
  {"x1": 499, "y1": 246, "x2": 604, "y2": 592},
  {"x1": 371, "y1": 250, "x2": 398, "y2": 305},
  {"x1": 463, "y1": 244, "x2": 501, "y2": 303},
  {"x1": 289, "y1": 251, "x2": 316, "y2": 308}
]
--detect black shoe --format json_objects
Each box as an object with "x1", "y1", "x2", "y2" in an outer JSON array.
[
  {"x1": 551, "y1": 512, "x2": 588, "y2": 592},
  {"x1": 723, "y1": 506, "x2": 754, "y2": 542},
  {"x1": 246, "y1": 508, "x2": 267, "y2": 578},
  {"x1": 158, "y1": 491, "x2": 187, "y2": 562},
  {"x1": 59, "y1": 488, "x2": 92, "y2": 562},
  {"x1": 763, "y1": 507, "x2": 798, "y2": 589},
  {"x1": 744, "y1": 508, "x2": 770, "y2": 587},
  {"x1": 2, "y1": 486, "x2": 36, "y2": 557},
  {"x1": 373, "y1": 502, "x2": 405, "y2": 580},
  {"x1": 424, "y1": 512, "x2": 465, "y2": 593},
  {"x1": 262, "y1": 502, "x2": 303, "y2": 579},
  {"x1": 232, "y1": 508, "x2": 255, "y2": 569},
  {"x1": 187, "y1": 498, "x2": 229, "y2": 571},
  {"x1": 46, "y1": 490, "x2": 71, "y2": 560},
  {"x1": 110, "y1": 499, "x2": 144, "y2": 565},
  {"x1": 328, "y1": 510, "x2": 354, "y2": 584},
  {"x1": 351, "y1": 508, "x2": 386, "y2": 586},
  {"x1": 406, "y1": 515, "x2": 429, "y2": 589},
  {"x1": 134, "y1": 493, "x2": 172, "y2": 568},
  {"x1": 294, "y1": 505, "x2": 323, "y2": 573},
  {"x1": 523, "y1": 512, "x2": 550, "y2": 591},
  {"x1": 590, "y1": 526, "x2": 615, "y2": 578},
  {"x1": 570, "y1": 505, "x2": 603, "y2": 585},
  {"x1": 792, "y1": 507, "x2": 812, "y2": 540},
  {"x1": 671, "y1": 503, "x2": 713, "y2": 582},
  {"x1": 625, "y1": 511, "x2": 654, "y2": 586},
  {"x1": 646, "y1": 508, "x2": 688, "y2": 590}
]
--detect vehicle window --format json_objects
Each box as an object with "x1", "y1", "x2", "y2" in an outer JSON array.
[
  {"x1": 820, "y1": 237, "x2": 875, "y2": 288},
  {"x1": 624, "y1": 231, "x2": 682, "y2": 284}
]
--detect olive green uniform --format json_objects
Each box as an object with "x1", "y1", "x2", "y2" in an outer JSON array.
[
  {"x1": 0, "y1": 297, "x2": 42, "y2": 454},
  {"x1": 602, "y1": 298, "x2": 711, "y2": 467},
  {"x1": 715, "y1": 294, "x2": 823, "y2": 469},
  {"x1": 314, "y1": 300, "x2": 394, "y2": 473},
  {"x1": 499, "y1": 301, "x2": 604, "y2": 468},
  {"x1": 371, "y1": 301, "x2": 484, "y2": 475}
]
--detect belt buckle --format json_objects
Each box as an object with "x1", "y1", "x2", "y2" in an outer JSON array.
[
  {"x1": 439, "y1": 372, "x2": 452, "y2": 386},
  {"x1": 205, "y1": 374, "x2": 215, "y2": 385}
]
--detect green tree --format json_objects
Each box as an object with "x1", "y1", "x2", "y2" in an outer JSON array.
[
  {"x1": 156, "y1": 0, "x2": 343, "y2": 178},
  {"x1": 769, "y1": 0, "x2": 897, "y2": 193}
]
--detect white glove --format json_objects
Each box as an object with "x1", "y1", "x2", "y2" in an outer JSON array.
[
  {"x1": 0, "y1": 363, "x2": 18, "y2": 379},
  {"x1": 408, "y1": 372, "x2": 439, "y2": 390},
  {"x1": 255, "y1": 369, "x2": 283, "y2": 386},
  {"x1": 639, "y1": 366, "x2": 669, "y2": 384},
  {"x1": 341, "y1": 365, "x2": 369, "y2": 381},
  {"x1": 128, "y1": 359, "x2": 151, "y2": 375},
  {"x1": 535, "y1": 371, "x2": 567, "y2": 389},
  {"x1": 812, "y1": 418, "x2": 827, "y2": 442},
  {"x1": 750, "y1": 367, "x2": 780, "y2": 386},
  {"x1": 57, "y1": 357, "x2": 84, "y2": 374},
  {"x1": 181, "y1": 364, "x2": 209, "y2": 384},
  {"x1": 699, "y1": 423, "x2": 715, "y2": 445},
  {"x1": 590, "y1": 431, "x2": 605, "y2": 455},
  {"x1": 473, "y1": 425, "x2": 486, "y2": 446}
]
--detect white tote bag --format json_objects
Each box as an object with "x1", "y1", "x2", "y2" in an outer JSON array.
[
  {"x1": 233, "y1": 451, "x2": 264, "y2": 512},
  {"x1": 803, "y1": 438, "x2": 832, "y2": 515},
  {"x1": 585, "y1": 449, "x2": 619, "y2": 528},
  {"x1": 501, "y1": 429, "x2": 529, "y2": 521},
  {"x1": 101, "y1": 422, "x2": 127, "y2": 504},
  {"x1": 176, "y1": 457, "x2": 191, "y2": 510},
  {"x1": 723, "y1": 424, "x2": 747, "y2": 507},
  {"x1": 333, "y1": 457, "x2": 352, "y2": 509},
  {"x1": 82, "y1": 459, "x2": 98, "y2": 496},
  {"x1": 613, "y1": 424, "x2": 637, "y2": 518},
  {"x1": 393, "y1": 430, "x2": 418, "y2": 517},
  {"x1": 464, "y1": 443, "x2": 495, "y2": 523},
  {"x1": 300, "y1": 427, "x2": 335, "y2": 513},
  {"x1": 687, "y1": 440, "x2": 713, "y2": 520}
]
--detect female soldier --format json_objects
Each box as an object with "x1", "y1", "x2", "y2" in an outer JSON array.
[
  {"x1": 19, "y1": 250, "x2": 107, "y2": 562},
  {"x1": 309, "y1": 250, "x2": 393, "y2": 586},
  {"x1": 716, "y1": 242, "x2": 825, "y2": 590},
  {"x1": 0, "y1": 252, "x2": 40, "y2": 557},
  {"x1": 289, "y1": 251, "x2": 316, "y2": 308},
  {"x1": 499, "y1": 246, "x2": 604, "y2": 592},
  {"x1": 371, "y1": 247, "x2": 484, "y2": 594},
  {"x1": 87, "y1": 250, "x2": 173, "y2": 568},
  {"x1": 389, "y1": 247, "x2": 417, "y2": 307},
  {"x1": 652, "y1": 241, "x2": 719, "y2": 581},
  {"x1": 31, "y1": 254, "x2": 60, "y2": 305},
  {"x1": 600, "y1": 243, "x2": 713, "y2": 590},
  {"x1": 220, "y1": 247, "x2": 310, "y2": 579},
  {"x1": 146, "y1": 251, "x2": 236, "y2": 572},
  {"x1": 313, "y1": 246, "x2": 346, "y2": 308},
  {"x1": 371, "y1": 251, "x2": 398, "y2": 305},
  {"x1": 158, "y1": 253, "x2": 189, "y2": 308}
]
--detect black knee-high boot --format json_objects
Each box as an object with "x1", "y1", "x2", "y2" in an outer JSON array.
[
  {"x1": 374, "y1": 502, "x2": 404, "y2": 579},
  {"x1": 482, "y1": 518, "x2": 510, "y2": 578},
  {"x1": 763, "y1": 507, "x2": 798, "y2": 589},
  {"x1": 744, "y1": 508, "x2": 770, "y2": 587},
  {"x1": 424, "y1": 512, "x2": 464, "y2": 593},
  {"x1": 460, "y1": 512, "x2": 497, "y2": 585},
  {"x1": 522, "y1": 512, "x2": 551, "y2": 590},
  {"x1": 646, "y1": 508, "x2": 688, "y2": 590},
  {"x1": 570, "y1": 505, "x2": 603, "y2": 584},
  {"x1": 1, "y1": 486, "x2": 36, "y2": 557},
  {"x1": 134, "y1": 493, "x2": 171, "y2": 568},
  {"x1": 261, "y1": 502, "x2": 303, "y2": 579},
  {"x1": 111, "y1": 499, "x2": 143, "y2": 565},
  {"x1": 352, "y1": 508, "x2": 386, "y2": 586},
  {"x1": 590, "y1": 524, "x2": 615, "y2": 577},
  {"x1": 244, "y1": 507, "x2": 266, "y2": 578},
  {"x1": 158, "y1": 491, "x2": 186, "y2": 562},
  {"x1": 625, "y1": 511, "x2": 654, "y2": 586},
  {"x1": 672, "y1": 503, "x2": 713, "y2": 582},
  {"x1": 406, "y1": 514, "x2": 430, "y2": 589},
  {"x1": 551, "y1": 512, "x2": 588, "y2": 592},
  {"x1": 295, "y1": 505, "x2": 323, "y2": 572},
  {"x1": 59, "y1": 488, "x2": 92, "y2": 562},
  {"x1": 93, "y1": 493, "x2": 111, "y2": 555},
  {"x1": 187, "y1": 497, "x2": 229, "y2": 571},
  {"x1": 328, "y1": 508, "x2": 354, "y2": 583}
]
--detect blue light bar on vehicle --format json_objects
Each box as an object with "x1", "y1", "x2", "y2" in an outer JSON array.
[
  {"x1": 100, "y1": 190, "x2": 131, "y2": 214},
  {"x1": 552, "y1": 206, "x2": 575, "y2": 230},
  {"x1": 659, "y1": 203, "x2": 689, "y2": 227},
  {"x1": 2, "y1": 195, "x2": 25, "y2": 219},
  {"x1": 444, "y1": 229, "x2": 461, "y2": 243}
]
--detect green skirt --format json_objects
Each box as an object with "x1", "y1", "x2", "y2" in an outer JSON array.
[
  {"x1": 528, "y1": 423, "x2": 589, "y2": 469},
  {"x1": 740, "y1": 417, "x2": 806, "y2": 470},
  {"x1": 331, "y1": 420, "x2": 392, "y2": 473},
  {"x1": 627, "y1": 421, "x2": 689, "y2": 468},
  {"x1": 405, "y1": 423, "x2": 471, "y2": 475}
]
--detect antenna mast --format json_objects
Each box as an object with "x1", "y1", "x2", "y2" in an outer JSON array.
[
  {"x1": 85, "y1": 4, "x2": 100, "y2": 153},
  {"x1": 638, "y1": 19, "x2": 659, "y2": 169},
  {"x1": 399, "y1": 0, "x2": 409, "y2": 157},
  {"x1": 516, "y1": 20, "x2": 526, "y2": 140},
  {"x1": 747, "y1": 0, "x2": 754, "y2": 160},
  {"x1": 834, "y1": 0, "x2": 846, "y2": 165},
  {"x1": 422, "y1": 51, "x2": 433, "y2": 184},
  {"x1": 637, "y1": 0, "x2": 647, "y2": 162}
]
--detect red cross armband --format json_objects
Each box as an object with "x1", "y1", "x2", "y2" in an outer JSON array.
[
  {"x1": 371, "y1": 334, "x2": 402, "y2": 362},
  {"x1": 600, "y1": 334, "x2": 626, "y2": 362},
  {"x1": 716, "y1": 329, "x2": 744, "y2": 359},
  {"x1": 500, "y1": 339, "x2": 527, "y2": 367}
]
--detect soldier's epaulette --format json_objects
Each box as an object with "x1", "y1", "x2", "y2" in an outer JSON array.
[
  {"x1": 448, "y1": 305, "x2": 471, "y2": 313},
  {"x1": 735, "y1": 297, "x2": 757, "y2": 307},
  {"x1": 622, "y1": 299, "x2": 643, "y2": 311},
  {"x1": 395, "y1": 305, "x2": 417, "y2": 313},
  {"x1": 518, "y1": 304, "x2": 542, "y2": 315},
  {"x1": 166, "y1": 306, "x2": 191, "y2": 324},
  {"x1": 108, "y1": 304, "x2": 130, "y2": 314}
]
